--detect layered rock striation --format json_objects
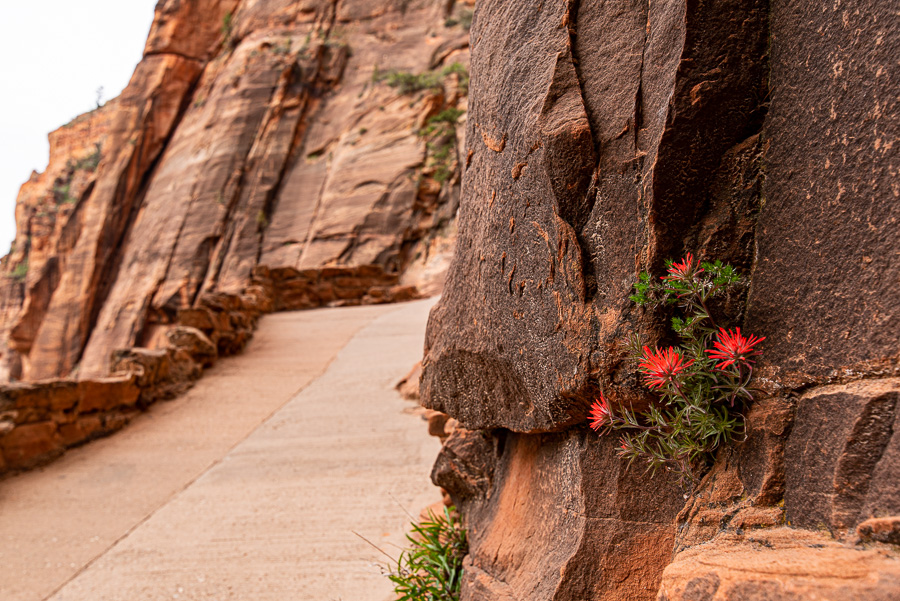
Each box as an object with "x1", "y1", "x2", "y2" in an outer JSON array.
[
  {"x1": 422, "y1": 0, "x2": 899, "y2": 599},
  {"x1": 1, "y1": 0, "x2": 472, "y2": 383}
]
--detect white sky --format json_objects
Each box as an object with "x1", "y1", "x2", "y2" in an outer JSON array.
[{"x1": 0, "y1": 1, "x2": 157, "y2": 255}]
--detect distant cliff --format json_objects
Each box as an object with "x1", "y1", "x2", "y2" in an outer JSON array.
[{"x1": 0, "y1": 0, "x2": 470, "y2": 382}]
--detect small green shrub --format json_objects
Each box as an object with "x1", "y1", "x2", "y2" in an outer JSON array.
[
  {"x1": 53, "y1": 179, "x2": 78, "y2": 205},
  {"x1": 75, "y1": 144, "x2": 102, "y2": 171},
  {"x1": 419, "y1": 108, "x2": 465, "y2": 184},
  {"x1": 10, "y1": 260, "x2": 28, "y2": 281},
  {"x1": 62, "y1": 143, "x2": 102, "y2": 179},
  {"x1": 221, "y1": 12, "x2": 234, "y2": 40},
  {"x1": 64, "y1": 146, "x2": 101, "y2": 173},
  {"x1": 440, "y1": 63, "x2": 469, "y2": 94},
  {"x1": 383, "y1": 70, "x2": 441, "y2": 94},
  {"x1": 51, "y1": 143, "x2": 102, "y2": 206},
  {"x1": 387, "y1": 506, "x2": 467, "y2": 601},
  {"x1": 53, "y1": 181, "x2": 70, "y2": 199},
  {"x1": 375, "y1": 63, "x2": 469, "y2": 96},
  {"x1": 255, "y1": 209, "x2": 269, "y2": 232},
  {"x1": 425, "y1": 108, "x2": 465, "y2": 131}
]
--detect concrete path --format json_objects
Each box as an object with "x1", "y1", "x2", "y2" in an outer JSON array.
[{"x1": 0, "y1": 299, "x2": 442, "y2": 601}]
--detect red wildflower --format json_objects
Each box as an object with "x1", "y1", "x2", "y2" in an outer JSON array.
[
  {"x1": 588, "y1": 394, "x2": 612, "y2": 431},
  {"x1": 662, "y1": 253, "x2": 703, "y2": 281},
  {"x1": 638, "y1": 346, "x2": 694, "y2": 389},
  {"x1": 706, "y1": 328, "x2": 765, "y2": 369}
]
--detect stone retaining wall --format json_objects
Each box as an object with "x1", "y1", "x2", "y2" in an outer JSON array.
[
  {"x1": 250, "y1": 264, "x2": 420, "y2": 312},
  {"x1": 0, "y1": 265, "x2": 420, "y2": 477}
]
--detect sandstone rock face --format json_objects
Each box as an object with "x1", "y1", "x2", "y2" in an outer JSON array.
[
  {"x1": 658, "y1": 529, "x2": 900, "y2": 601},
  {"x1": 422, "y1": 0, "x2": 899, "y2": 599},
  {"x1": 784, "y1": 379, "x2": 900, "y2": 535},
  {"x1": 0, "y1": 0, "x2": 470, "y2": 382},
  {"x1": 745, "y1": 0, "x2": 900, "y2": 389},
  {"x1": 436, "y1": 431, "x2": 684, "y2": 601},
  {"x1": 0, "y1": 100, "x2": 119, "y2": 383},
  {"x1": 422, "y1": 0, "x2": 769, "y2": 433}
]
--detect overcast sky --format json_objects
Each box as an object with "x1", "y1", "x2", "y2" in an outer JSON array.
[{"x1": 0, "y1": 1, "x2": 157, "y2": 255}]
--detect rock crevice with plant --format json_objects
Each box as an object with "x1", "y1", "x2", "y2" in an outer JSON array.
[
  {"x1": 590, "y1": 255, "x2": 764, "y2": 484},
  {"x1": 420, "y1": 0, "x2": 899, "y2": 600}
]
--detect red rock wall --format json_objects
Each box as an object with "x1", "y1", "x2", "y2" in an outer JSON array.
[
  {"x1": 422, "y1": 0, "x2": 899, "y2": 599},
  {"x1": 0, "y1": 0, "x2": 471, "y2": 382}
]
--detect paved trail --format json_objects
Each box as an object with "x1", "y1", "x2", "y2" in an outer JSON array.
[{"x1": 0, "y1": 299, "x2": 442, "y2": 601}]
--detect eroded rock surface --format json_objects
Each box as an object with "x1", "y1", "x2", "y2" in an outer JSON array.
[
  {"x1": 421, "y1": 0, "x2": 770, "y2": 433},
  {"x1": 658, "y1": 529, "x2": 900, "y2": 601},
  {"x1": 452, "y1": 432, "x2": 684, "y2": 601},
  {"x1": 422, "y1": 0, "x2": 899, "y2": 599}
]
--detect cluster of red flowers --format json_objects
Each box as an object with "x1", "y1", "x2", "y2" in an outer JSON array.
[
  {"x1": 586, "y1": 255, "x2": 769, "y2": 479},
  {"x1": 588, "y1": 254, "x2": 766, "y2": 435},
  {"x1": 589, "y1": 328, "x2": 765, "y2": 432}
]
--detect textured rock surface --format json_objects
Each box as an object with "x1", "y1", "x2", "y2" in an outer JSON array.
[
  {"x1": 0, "y1": 0, "x2": 471, "y2": 382},
  {"x1": 784, "y1": 379, "x2": 900, "y2": 535},
  {"x1": 421, "y1": 0, "x2": 899, "y2": 599},
  {"x1": 658, "y1": 529, "x2": 900, "y2": 601},
  {"x1": 443, "y1": 431, "x2": 685, "y2": 601},
  {"x1": 0, "y1": 100, "x2": 120, "y2": 383},
  {"x1": 744, "y1": 0, "x2": 900, "y2": 389},
  {"x1": 421, "y1": 0, "x2": 770, "y2": 433},
  {"x1": 0, "y1": 376, "x2": 141, "y2": 472}
]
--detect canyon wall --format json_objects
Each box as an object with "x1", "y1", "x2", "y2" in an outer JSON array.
[
  {"x1": 0, "y1": 0, "x2": 471, "y2": 383},
  {"x1": 1, "y1": 0, "x2": 897, "y2": 597},
  {"x1": 422, "y1": 0, "x2": 899, "y2": 599}
]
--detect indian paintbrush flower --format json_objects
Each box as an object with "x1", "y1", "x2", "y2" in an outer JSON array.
[
  {"x1": 638, "y1": 346, "x2": 694, "y2": 389},
  {"x1": 588, "y1": 394, "x2": 612, "y2": 431},
  {"x1": 662, "y1": 252, "x2": 703, "y2": 281},
  {"x1": 706, "y1": 327, "x2": 765, "y2": 370}
]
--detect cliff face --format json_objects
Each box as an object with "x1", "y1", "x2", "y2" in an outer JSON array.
[
  {"x1": 422, "y1": 0, "x2": 899, "y2": 600},
  {"x1": 1, "y1": 0, "x2": 471, "y2": 382},
  {"x1": 2, "y1": 0, "x2": 897, "y2": 597}
]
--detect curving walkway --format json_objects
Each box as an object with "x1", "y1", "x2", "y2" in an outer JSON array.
[{"x1": 0, "y1": 299, "x2": 442, "y2": 601}]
